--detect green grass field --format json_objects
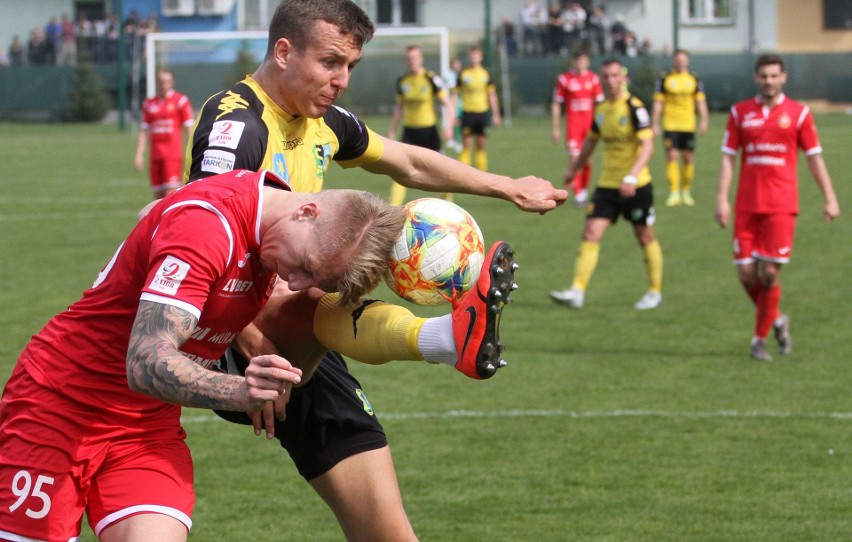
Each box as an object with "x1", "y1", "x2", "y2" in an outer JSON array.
[{"x1": 1, "y1": 113, "x2": 850, "y2": 541}]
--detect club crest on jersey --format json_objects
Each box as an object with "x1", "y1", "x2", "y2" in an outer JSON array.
[
  {"x1": 150, "y1": 255, "x2": 190, "y2": 295},
  {"x1": 314, "y1": 143, "x2": 332, "y2": 179},
  {"x1": 778, "y1": 112, "x2": 792, "y2": 129},
  {"x1": 355, "y1": 388, "x2": 375, "y2": 416}
]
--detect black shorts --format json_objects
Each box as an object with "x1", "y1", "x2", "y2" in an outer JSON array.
[
  {"x1": 588, "y1": 184, "x2": 656, "y2": 226},
  {"x1": 402, "y1": 126, "x2": 441, "y2": 151},
  {"x1": 662, "y1": 131, "x2": 696, "y2": 151},
  {"x1": 461, "y1": 111, "x2": 489, "y2": 136},
  {"x1": 214, "y1": 348, "x2": 387, "y2": 480}
]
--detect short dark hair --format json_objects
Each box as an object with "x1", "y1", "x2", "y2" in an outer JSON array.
[
  {"x1": 755, "y1": 54, "x2": 784, "y2": 73},
  {"x1": 601, "y1": 57, "x2": 623, "y2": 69},
  {"x1": 673, "y1": 48, "x2": 689, "y2": 57},
  {"x1": 266, "y1": 0, "x2": 375, "y2": 56}
]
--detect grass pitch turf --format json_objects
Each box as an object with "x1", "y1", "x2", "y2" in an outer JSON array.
[{"x1": 0, "y1": 113, "x2": 850, "y2": 541}]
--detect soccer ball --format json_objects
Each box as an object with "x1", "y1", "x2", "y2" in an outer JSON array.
[{"x1": 384, "y1": 198, "x2": 485, "y2": 305}]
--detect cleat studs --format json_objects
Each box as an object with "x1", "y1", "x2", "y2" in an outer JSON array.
[
  {"x1": 494, "y1": 266, "x2": 505, "y2": 275},
  {"x1": 511, "y1": 262, "x2": 520, "y2": 271},
  {"x1": 506, "y1": 296, "x2": 514, "y2": 304},
  {"x1": 498, "y1": 359, "x2": 508, "y2": 368},
  {"x1": 493, "y1": 290, "x2": 503, "y2": 299},
  {"x1": 511, "y1": 282, "x2": 519, "y2": 291},
  {"x1": 490, "y1": 304, "x2": 501, "y2": 313},
  {"x1": 485, "y1": 363, "x2": 496, "y2": 373}
]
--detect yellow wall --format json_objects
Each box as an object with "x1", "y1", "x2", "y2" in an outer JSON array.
[{"x1": 777, "y1": 0, "x2": 852, "y2": 52}]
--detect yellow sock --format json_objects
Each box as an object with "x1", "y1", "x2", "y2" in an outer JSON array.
[
  {"x1": 459, "y1": 147, "x2": 471, "y2": 166},
  {"x1": 570, "y1": 241, "x2": 600, "y2": 291},
  {"x1": 667, "y1": 161, "x2": 681, "y2": 194},
  {"x1": 389, "y1": 182, "x2": 407, "y2": 207},
  {"x1": 475, "y1": 149, "x2": 488, "y2": 171},
  {"x1": 442, "y1": 193, "x2": 454, "y2": 203},
  {"x1": 313, "y1": 294, "x2": 425, "y2": 365},
  {"x1": 682, "y1": 163, "x2": 695, "y2": 192},
  {"x1": 642, "y1": 240, "x2": 663, "y2": 293}
]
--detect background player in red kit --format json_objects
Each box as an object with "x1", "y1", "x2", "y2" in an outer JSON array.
[
  {"x1": 134, "y1": 69, "x2": 194, "y2": 199},
  {"x1": 0, "y1": 169, "x2": 404, "y2": 541},
  {"x1": 715, "y1": 54, "x2": 840, "y2": 361},
  {"x1": 551, "y1": 51, "x2": 603, "y2": 206}
]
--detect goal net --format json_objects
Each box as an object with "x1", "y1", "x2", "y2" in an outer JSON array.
[{"x1": 145, "y1": 27, "x2": 450, "y2": 115}]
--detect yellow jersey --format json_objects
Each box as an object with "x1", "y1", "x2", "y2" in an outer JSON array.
[
  {"x1": 396, "y1": 69, "x2": 446, "y2": 128},
  {"x1": 589, "y1": 94, "x2": 653, "y2": 189},
  {"x1": 653, "y1": 70, "x2": 706, "y2": 132},
  {"x1": 185, "y1": 76, "x2": 384, "y2": 193},
  {"x1": 455, "y1": 66, "x2": 495, "y2": 114}
]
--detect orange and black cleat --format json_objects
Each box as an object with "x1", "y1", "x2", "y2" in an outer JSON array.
[{"x1": 451, "y1": 242, "x2": 518, "y2": 379}]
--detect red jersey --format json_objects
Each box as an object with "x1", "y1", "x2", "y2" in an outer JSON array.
[
  {"x1": 722, "y1": 94, "x2": 822, "y2": 214},
  {"x1": 141, "y1": 89, "x2": 194, "y2": 160},
  {"x1": 18, "y1": 169, "x2": 286, "y2": 428},
  {"x1": 553, "y1": 69, "x2": 603, "y2": 124}
]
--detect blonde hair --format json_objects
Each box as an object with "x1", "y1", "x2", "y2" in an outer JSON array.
[{"x1": 316, "y1": 190, "x2": 406, "y2": 305}]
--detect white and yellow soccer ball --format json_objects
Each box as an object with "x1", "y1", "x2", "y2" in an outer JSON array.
[{"x1": 384, "y1": 198, "x2": 485, "y2": 305}]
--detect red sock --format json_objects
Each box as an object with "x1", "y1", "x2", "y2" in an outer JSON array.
[
  {"x1": 754, "y1": 284, "x2": 781, "y2": 339},
  {"x1": 572, "y1": 164, "x2": 592, "y2": 193},
  {"x1": 745, "y1": 283, "x2": 760, "y2": 306}
]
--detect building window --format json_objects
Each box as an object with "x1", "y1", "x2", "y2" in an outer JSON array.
[
  {"x1": 824, "y1": 0, "x2": 852, "y2": 29},
  {"x1": 682, "y1": 0, "x2": 733, "y2": 25},
  {"x1": 376, "y1": 0, "x2": 419, "y2": 26}
]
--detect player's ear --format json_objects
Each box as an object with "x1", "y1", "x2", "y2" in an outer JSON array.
[
  {"x1": 294, "y1": 202, "x2": 319, "y2": 221},
  {"x1": 273, "y1": 38, "x2": 293, "y2": 69}
]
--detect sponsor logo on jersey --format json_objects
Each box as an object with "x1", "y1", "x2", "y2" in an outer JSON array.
[
  {"x1": 209, "y1": 120, "x2": 245, "y2": 149},
  {"x1": 216, "y1": 90, "x2": 249, "y2": 120},
  {"x1": 222, "y1": 278, "x2": 254, "y2": 293},
  {"x1": 314, "y1": 143, "x2": 332, "y2": 181},
  {"x1": 201, "y1": 149, "x2": 236, "y2": 174},
  {"x1": 282, "y1": 137, "x2": 303, "y2": 151},
  {"x1": 150, "y1": 255, "x2": 190, "y2": 295}
]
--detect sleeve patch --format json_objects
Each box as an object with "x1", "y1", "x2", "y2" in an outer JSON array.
[
  {"x1": 149, "y1": 255, "x2": 191, "y2": 296},
  {"x1": 209, "y1": 120, "x2": 246, "y2": 149},
  {"x1": 201, "y1": 149, "x2": 236, "y2": 175}
]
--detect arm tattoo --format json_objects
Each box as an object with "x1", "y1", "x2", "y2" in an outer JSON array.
[{"x1": 127, "y1": 300, "x2": 245, "y2": 411}]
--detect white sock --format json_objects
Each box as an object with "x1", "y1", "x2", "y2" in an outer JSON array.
[{"x1": 417, "y1": 315, "x2": 456, "y2": 365}]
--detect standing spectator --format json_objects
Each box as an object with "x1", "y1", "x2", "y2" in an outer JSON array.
[
  {"x1": 57, "y1": 13, "x2": 77, "y2": 66},
  {"x1": 551, "y1": 51, "x2": 604, "y2": 206},
  {"x1": 610, "y1": 13, "x2": 628, "y2": 55},
  {"x1": 135, "y1": 69, "x2": 194, "y2": 199},
  {"x1": 44, "y1": 16, "x2": 61, "y2": 64},
  {"x1": 561, "y1": 2, "x2": 587, "y2": 55},
  {"x1": 27, "y1": 27, "x2": 51, "y2": 65},
  {"x1": 8, "y1": 35, "x2": 24, "y2": 66},
  {"x1": 545, "y1": 2, "x2": 564, "y2": 56},
  {"x1": 520, "y1": 0, "x2": 545, "y2": 56},
  {"x1": 587, "y1": 5, "x2": 609, "y2": 56},
  {"x1": 498, "y1": 16, "x2": 518, "y2": 57},
  {"x1": 550, "y1": 57, "x2": 662, "y2": 310},
  {"x1": 0, "y1": 48, "x2": 9, "y2": 66},
  {"x1": 652, "y1": 49, "x2": 709, "y2": 207},
  {"x1": 387, "y1": 45, "x2": 454, "y2": 205},
  {"x1": 714, "y1": 54, "x2": 840, "y2": 361},
  {"x1": 453, "y1": 44, "x2": 502, "y2": 171}
]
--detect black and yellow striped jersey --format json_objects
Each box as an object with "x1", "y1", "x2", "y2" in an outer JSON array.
[
  {"x1": 185, "y1": 76, "x2": 384, "y2": 194},
  {"x1": 590, "y1": 95, "x2": 653, "y2": 189}
]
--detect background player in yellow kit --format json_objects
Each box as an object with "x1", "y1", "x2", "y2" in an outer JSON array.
[
  {"x1": 387, "y1": 45, "x2": 453, "y2": 205},
  {"x1": 452, "y1": 45, "x2": 501, "y2": 171},
  {"x1": 651, "y1": 49, "x2": 709, "y2": 207}
]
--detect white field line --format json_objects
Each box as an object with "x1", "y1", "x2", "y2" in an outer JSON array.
[{"x1": 181, "y1": 408, "x2": 852, "y2": 425}]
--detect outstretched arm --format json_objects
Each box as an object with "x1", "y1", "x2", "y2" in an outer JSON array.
[
  {"x1": 126, "y1": 300, "x2": 301, "y2": 414},
  {"x1": 807, "y1": 153, "x2": 840, "y2": 222},
  {"x1": 363, "y1": 135, "x2": 568, "y2": 213}
]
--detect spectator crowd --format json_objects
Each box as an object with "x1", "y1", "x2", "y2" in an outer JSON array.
[
  {"x1": 503, "y1": 1, "x2": 653, "y2": 58},
  {"x1": 0, "y1": 10, "x2": 157, "y2": 67}
]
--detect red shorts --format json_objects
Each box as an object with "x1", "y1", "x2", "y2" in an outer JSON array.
[
  {"x1": 150, "y1": 157, "x2": 183, "y2": 191},
  {"x1": 565, "y1": 127, "x2": 589, "y2": 156},
  {"x1": 0, "y1": 367, "x2": 194, "y2": 540},
  {"x1": 732, "y1": 212, "x2": 797, "y2": 264}
]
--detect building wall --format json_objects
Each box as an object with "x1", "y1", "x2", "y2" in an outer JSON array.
[
  {"x1": 776, "y1": 0, "x2": 852, "y2": 52},
  {"x1": 0, "y1": 0, "x2": 76, "y2": 53}
]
